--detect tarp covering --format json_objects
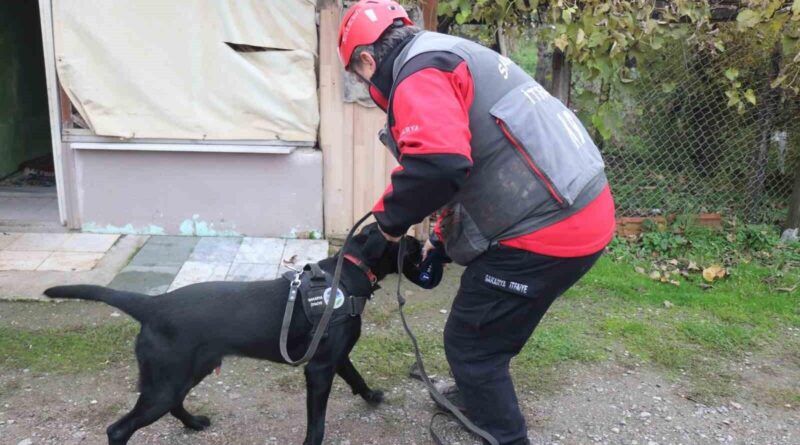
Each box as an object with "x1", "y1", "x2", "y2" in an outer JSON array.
[{"x1": 53, "y1": 0, "x2": 318, "y2": 141}]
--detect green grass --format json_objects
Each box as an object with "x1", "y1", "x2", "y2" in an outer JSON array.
[
  {"x1": 0, "y1": 322, "x2": 138, "y2": 373},
  {"x1": 571, "y1": 257, "x2": 799, "y2": 398},
  {"x1": 355, "y1": 255, "x2": 798, "y2": 399},
  {"x1": 1, "y1": 249, "x2": 797, "y2": 404}
]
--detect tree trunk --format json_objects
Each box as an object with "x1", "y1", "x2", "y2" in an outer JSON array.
[
  {"x1": 785, "y1": 168, "x2": 800, "y2": 230},
  {"x1": 550, "y1": 49, "x2": 571, "y2": 106}
]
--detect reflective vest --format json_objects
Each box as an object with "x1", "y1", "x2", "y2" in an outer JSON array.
[{"x1": 384, "y1": 32, "x2": 608, "y2": 265}]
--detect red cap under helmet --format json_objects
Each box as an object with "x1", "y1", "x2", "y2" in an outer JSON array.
[{"x1": 338, "y1": 0, "x2": 414, "y2": 69}]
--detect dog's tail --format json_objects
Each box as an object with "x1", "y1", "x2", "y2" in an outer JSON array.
[{"x1": 44, "y1": 285, "x2": 152, "y2": 323}]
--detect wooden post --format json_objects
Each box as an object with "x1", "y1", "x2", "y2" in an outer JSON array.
[
  {"x1": 320, "y1": 1, "x2": 354, "y2": 239},
  {"x1": 420, "y1": 0, "x2": 438, "y2": 31},
  {"x1": 550, "y1": 49, "x2": 571, "y2": 106},
  {"x1": 786, "y1": 168, "x2": 800, "y2": 230},
  {"x1": 496, "y1": 23, "x2": 508, "y2": 57}
]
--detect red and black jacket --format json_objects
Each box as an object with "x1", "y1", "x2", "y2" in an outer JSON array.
[{"x1": 368, "y1": 35, "x2": 616, "y2": 258}]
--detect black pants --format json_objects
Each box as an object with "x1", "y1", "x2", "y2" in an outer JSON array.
[{"x1": 443, "y1": 246, "x2": 603, "y2": 445}]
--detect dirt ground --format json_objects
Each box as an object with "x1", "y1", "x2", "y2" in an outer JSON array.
[{"x1": 1, "y1": 276, "x2": 799, "y2": 445}]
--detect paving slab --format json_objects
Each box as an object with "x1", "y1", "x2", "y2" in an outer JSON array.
[
  {"x1": 188, "y1": 237, "x2": 242, "y2": 263},
  {"x1": 107, "y1": 265, "x2": 181, "y2": 296},
  {"x1": 226, "y1": 262, "x2": 280, "y2": 282},
  {"x1": 59, "y1": 234, "x2": 120, "y2": 253},
  {"x1": 129, "y1": 236, "x2": 198, "y2": 267},
  {"x1": 0, "y1": 251, "x2": 51, "y2": 271},
  {"x1": 233, "y1": 238, "x2": 286, "y2": 264},
  {"x1": 0, "y1": 232, "x2": 22, "y2": 250},
  {"x1": 38, "y1": 252, "x2": 105, "y2": 272},
  {"x1": 281, "y1": 239, "x2": 329, "y2": 269},
  {"x1": 169, "y1": 261, "x2": 231, "y2": 291},
  {"x1": 0, "y1": 235, "x2": 148, "y2": 300},
  {"x1": 6, "y1": 233, "x2": 71, "y2": 251}
]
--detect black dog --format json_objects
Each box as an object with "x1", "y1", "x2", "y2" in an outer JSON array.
[{"x1": 44, "y1": 223, "x2": 423, "y2": 445}]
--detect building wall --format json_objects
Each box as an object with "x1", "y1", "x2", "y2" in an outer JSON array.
[
  {"x1": 0, "y1": 2, "x2": 52, "y2": 178},
  {"x1": 319, "y1": 2, "x2": 431, "y2": 241},
  {"x1": 74, "y1": 148, "x2": 323, "y2": 237}
]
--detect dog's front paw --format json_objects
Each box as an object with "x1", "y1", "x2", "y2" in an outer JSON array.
[
  {"x1": 185, "y1": 415, "x2": 211, "y2": 431},
  {"x1": 361, "y1": 389, "x2": 384, "y2": 406}
]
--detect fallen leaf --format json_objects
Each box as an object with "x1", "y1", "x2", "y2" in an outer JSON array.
[
  {"x1": 702, "y1": 265, "x2": 726, "y2": 282},
  {"x1": 649, "y1": 271, "x2": 662, "y2": 280},
  {"x1": 283, "y1": 254, "x2": 299, "y2": 265},
  {"x1": 663, "y1": 300, "x2": 674, "y2": 308},
  {"x1": 775, "y1": 286, "x2": 797, "y2": 293},
  {"x1": 669, "y1": 280, "x2": 681, "y2": 287},
  {"x1": 687, "y1": 261, "x2": 700, "y2": 271},
  {"x1": 635, "y1": 266, "x2": 646, "y2": 275},
  {"x1": 668, "y1": 259, "x2": 679, "y2": 266}
]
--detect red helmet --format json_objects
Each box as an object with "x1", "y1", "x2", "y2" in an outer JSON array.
[{"x1": 338, "y1": 0, "x2": 414, "y2": 69}]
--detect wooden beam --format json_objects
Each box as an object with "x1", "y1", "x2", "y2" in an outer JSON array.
[
  {"x1": 58, "y1": 85, "x2": 72, "y2": 130},
  {"x1": 38, "y1": 0, "x2": 71, "y2": 227}
]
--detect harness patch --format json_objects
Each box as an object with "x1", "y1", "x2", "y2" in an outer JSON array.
[
  {"x1": 282, "y1": 264, "x2": 370, "y2": 326},
  {"x1": 323, "y1": 287, "x2": 346, "y2": 309}
]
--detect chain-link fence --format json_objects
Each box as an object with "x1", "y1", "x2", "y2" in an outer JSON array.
[
  {"x1": 578, "y1": 39, "x2": 800, "y2": 225},
  {"x1": 453, "y1": 23, "x2": 800, "y2": 227}
]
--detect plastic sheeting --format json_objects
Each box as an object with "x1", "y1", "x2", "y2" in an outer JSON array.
[{"x1": 53, "y1": 0, "x2": 318, "y2": 141}]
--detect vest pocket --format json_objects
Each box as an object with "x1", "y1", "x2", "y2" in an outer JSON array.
[
  {"x1": 438, "y1": 203, "x2": 491, "y2": 266},
  {"x1": 490, "y1": 81, "x2": 605, "y2": 208},
  {"x1": 496, "y1": 118, "x2": 566, "y2": 206}
]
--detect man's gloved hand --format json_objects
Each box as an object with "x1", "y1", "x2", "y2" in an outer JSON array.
[{"x1": 403, "y1": 233, "x2": 451, "y2": 289}]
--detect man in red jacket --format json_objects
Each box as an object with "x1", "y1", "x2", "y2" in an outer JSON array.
[{"x1": 339, "y1": 1, "x2": 616, "y2": 443}]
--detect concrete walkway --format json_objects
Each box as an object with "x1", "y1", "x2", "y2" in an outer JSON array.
[
  {"x1": 0, "y1": 233, "x2": 329, "y2": 299},
  {"x1": 110, "y1": 236, "x2": 329, "y2": 295},
  {"x1": 0, "y1": 233, "x2": 147, "y2": 300}
]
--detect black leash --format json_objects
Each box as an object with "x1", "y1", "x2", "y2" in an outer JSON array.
[
  {"x1": 278, "y1": 210, "x2": 499, "y2": 444},
  {"x1": 279, "y1": 211, "x2": 374, "y2": 366},
  {"x1": 395, "y1": 237, "x2": 499, "y2": 445}
]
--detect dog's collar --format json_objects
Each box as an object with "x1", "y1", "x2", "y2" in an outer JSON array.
[{"x1": 343, "y1": 254, "x2": 378, "y2": 287}]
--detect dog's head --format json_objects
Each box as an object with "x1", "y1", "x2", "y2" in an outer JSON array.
[{"x1": 337, "y1": 222, "x2": 425, "y2": 291}]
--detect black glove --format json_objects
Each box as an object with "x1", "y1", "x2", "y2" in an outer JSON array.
[{"x1": 402, "y1": 233, "x2": 450, "y2": 289}]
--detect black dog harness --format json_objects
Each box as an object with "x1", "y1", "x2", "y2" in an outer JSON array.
[
  {"x1": 278, "y1": 261, "x2": 371, "y2": 366},
  {"x1": 281, "y1": 263, "x2": 369, "y2": 325}
]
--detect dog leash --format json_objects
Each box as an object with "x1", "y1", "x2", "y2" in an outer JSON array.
[
  {"x1": 278, "y1": 210, "x2": 499, "y2": 444},
  {"x1": 279, "y1": 211, "x2": 374, "y2": 366},
  {"x1": 395, "y1": 237, "x2": 500, "y2": 445}
]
